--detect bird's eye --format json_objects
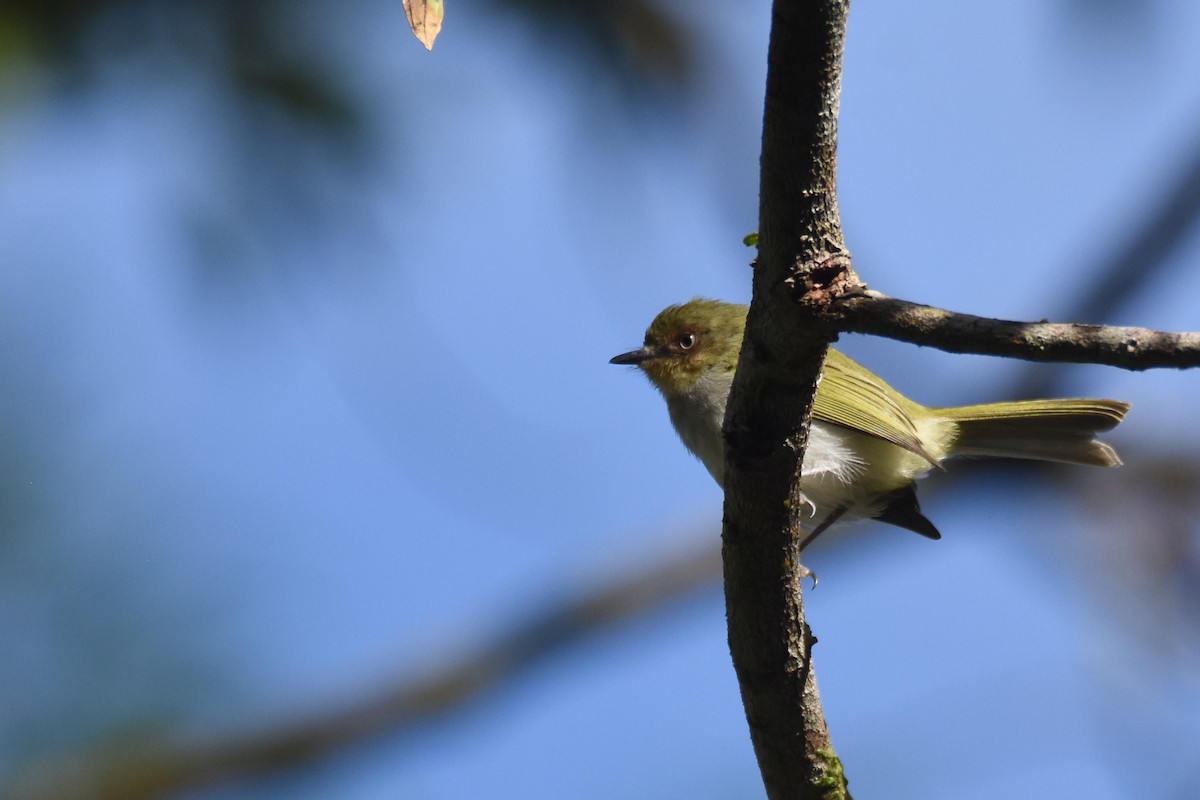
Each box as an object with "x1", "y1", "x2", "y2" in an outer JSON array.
[{"x1": 678, "y1": 333, "x2": 696, "y2": 350}]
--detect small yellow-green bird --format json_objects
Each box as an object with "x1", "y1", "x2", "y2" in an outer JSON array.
[{"x1": 611, "y1": 298, "x2": 1129, "y2": 544}]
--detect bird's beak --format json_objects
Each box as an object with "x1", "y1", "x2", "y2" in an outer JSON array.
[{"x1": 609, "y1": 347, "x2": 655, "y2": 365}]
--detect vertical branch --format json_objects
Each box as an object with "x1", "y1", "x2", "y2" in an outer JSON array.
[{"x1": 722, "y1": 1, "x2": 853, "y2": 799}]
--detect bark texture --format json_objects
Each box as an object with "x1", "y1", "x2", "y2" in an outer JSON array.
[{"x1": 721, "y1": 2, "x2": 854, "y2": 798}]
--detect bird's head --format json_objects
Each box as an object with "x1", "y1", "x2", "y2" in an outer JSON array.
[{"x1": 609, "y1": 299, "x2": 747, "y2": 397}]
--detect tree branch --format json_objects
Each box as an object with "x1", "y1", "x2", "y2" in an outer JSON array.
[
  {"x1": 828, "y1": 291, "x2": 1200, "y2": 369},
  {"x1": 2, "y1": 543, "x2": 721, "y2": 800},
  {"x1": 722, "y1": 1, "x2": 852, "y2": 799}
]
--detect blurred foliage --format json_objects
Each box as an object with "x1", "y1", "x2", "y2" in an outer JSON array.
[
  {"x1": 0, "y1": 0, "x2": 693, "y2": 106},
  {"x1": 0, "y1": 1, "x2": 360, "y2": 132},
  {"x1": 484, "y1": 0, "x2": 693, "y2": 87},
  {"x1": 0, "y1": 0, "x2": 695, "y2": 290}
]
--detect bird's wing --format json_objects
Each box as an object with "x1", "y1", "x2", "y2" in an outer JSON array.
[{"x1": 813, "y1": 350, "x2": 942, "y2": 467}]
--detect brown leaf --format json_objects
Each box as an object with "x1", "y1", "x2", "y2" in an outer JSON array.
[{"x1": 403, "y1": 0, "x2": 443, "y2": 50}]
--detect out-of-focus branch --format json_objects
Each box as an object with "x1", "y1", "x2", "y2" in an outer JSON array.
[
  {"x1": 1, "y1": 542, "x2": 722, "y2": 800},
  {"x1": 1016, "y1": 117, "x2": 1200, "y2": 396},
  {"x1": 825, "y1": 291, "x2": 1200, "y2": 369},
  {"x1": 1055, "y1": 122, "x2": 1200, "y2": 329},
  {"x1": 722, "y1": 1, "x2": 852, "y2": 798}
]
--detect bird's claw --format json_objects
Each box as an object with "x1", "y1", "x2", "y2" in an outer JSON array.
[
  {"x1": 799, "y1": 563, "x2": 819, "y2": 590},
  {"x1": 797, "y1": 491, "x2": 817, "y2": 518}
]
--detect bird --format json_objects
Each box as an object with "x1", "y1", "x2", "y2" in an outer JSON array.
[{"x1": 610, "y1": 298, "x2": 1130, "y2": 550}]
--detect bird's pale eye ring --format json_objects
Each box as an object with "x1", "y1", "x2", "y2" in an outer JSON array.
[{"x1": 678, "y1": 333, "x2": 696, "y2": 350}]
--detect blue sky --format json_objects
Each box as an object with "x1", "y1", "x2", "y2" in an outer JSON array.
[{"x1": 1, "y1": 1, "x2": 1199, "y2": 798}]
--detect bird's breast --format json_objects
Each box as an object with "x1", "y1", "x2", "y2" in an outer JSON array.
[{"x1": 665, "y1": 373, "x2": 935, "y2": 527}]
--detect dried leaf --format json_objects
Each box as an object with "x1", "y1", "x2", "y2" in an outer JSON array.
[{"x1": 403, "y1": 0, "x2": 444, "y2": 50}]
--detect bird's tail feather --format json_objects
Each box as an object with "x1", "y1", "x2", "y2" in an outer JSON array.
[{"x1": 941, "y1": 398, "x2": 1130, "y2": 467}]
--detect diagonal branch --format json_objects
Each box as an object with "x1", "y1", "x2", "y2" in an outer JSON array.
[
  {"x1": 1054, "y1": 118, "x2": 1200, "y2": 331},
  {"x1": 2, "y1": 544, "x2": 721, "y2": 800},
  {"x1": 1014, "y1": 120, "x2": 1200, "y2": 396}
]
